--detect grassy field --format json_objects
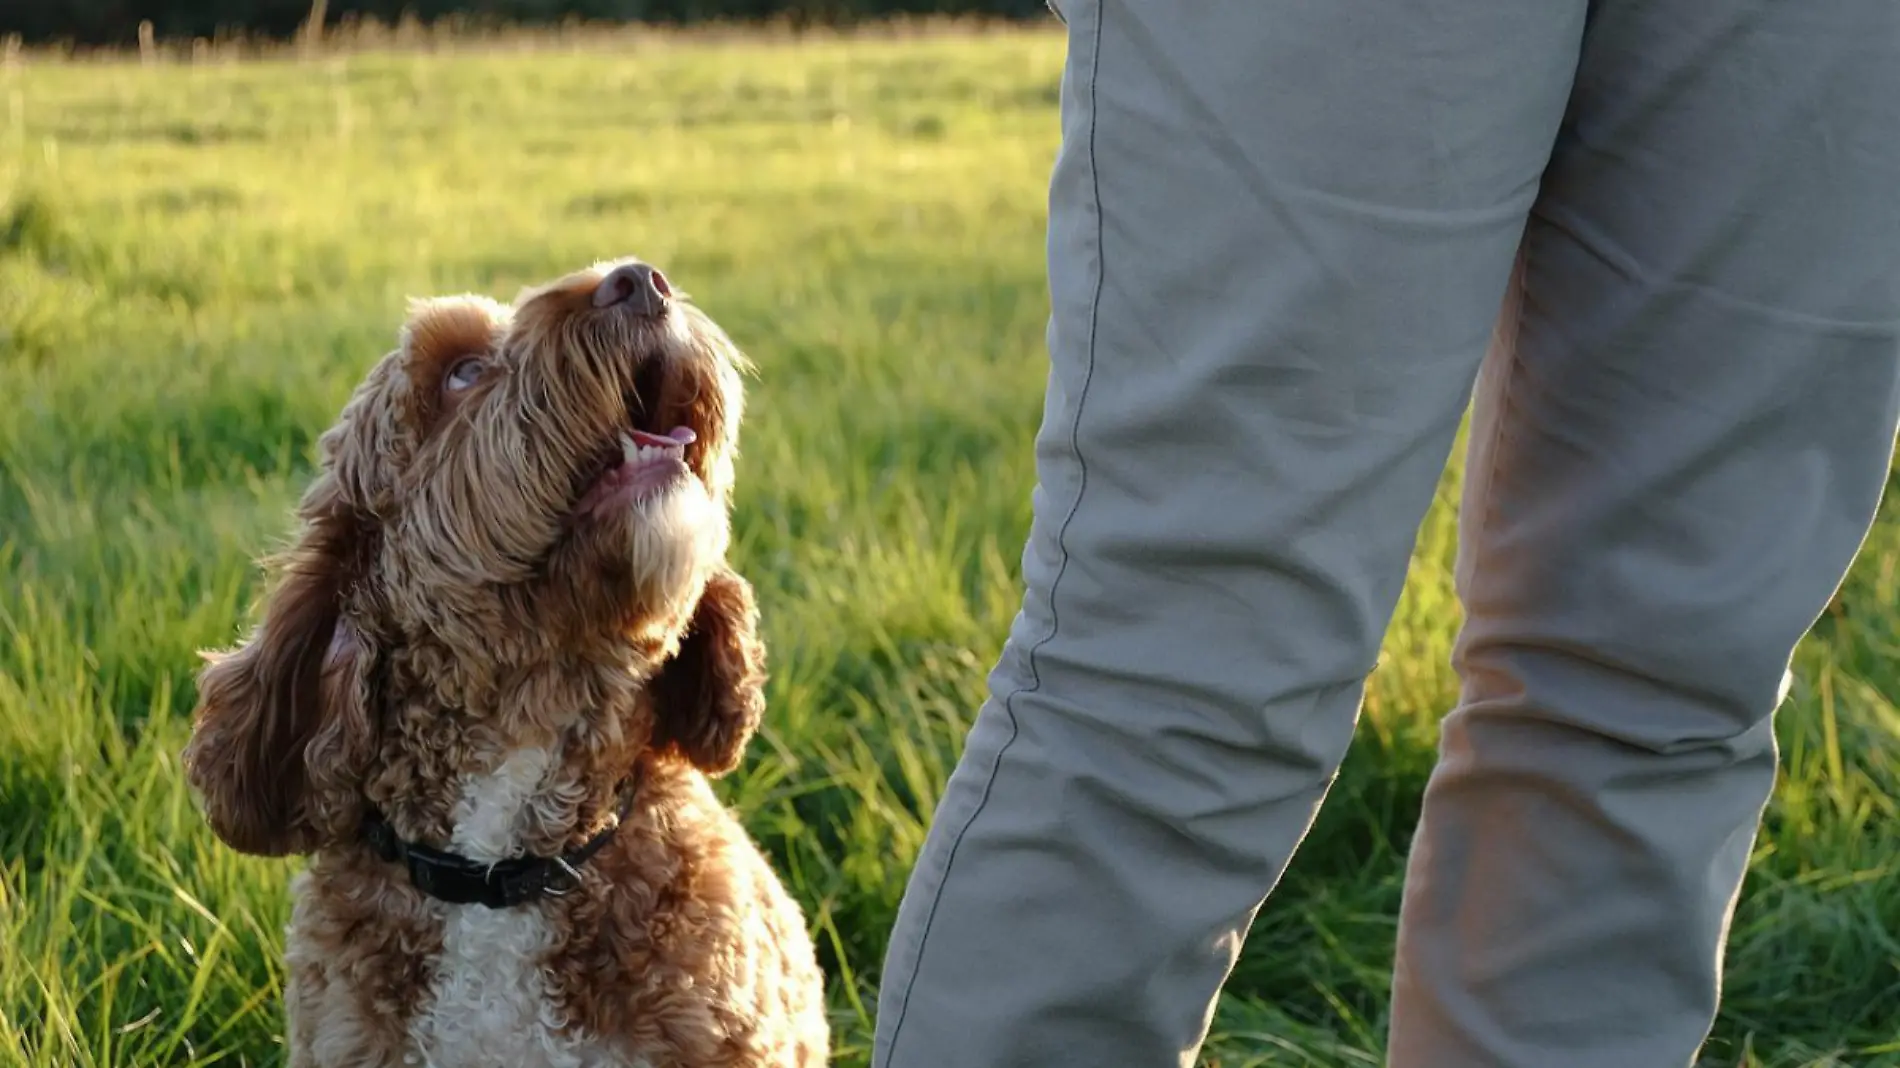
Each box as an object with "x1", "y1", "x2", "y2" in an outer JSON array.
[{"x1": 2, "y1": 25, "x2": 1897, "y2": 1068}]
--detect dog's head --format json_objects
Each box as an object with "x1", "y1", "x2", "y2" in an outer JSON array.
[{"x1": 181, "y1": 259, "x2": 766, "y2": 856}]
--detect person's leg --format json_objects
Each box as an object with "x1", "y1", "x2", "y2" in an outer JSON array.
[
  {"x1": 871, "y1": 2, "x2": 1587, "y2": 1064},
  {"x1": 1390, "y1": 2, "x2": 1900, "y2": 1065}
]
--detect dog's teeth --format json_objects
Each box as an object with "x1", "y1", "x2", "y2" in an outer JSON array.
[{"x1": 619, "y1": 433, "x2": 638, "y2": 464}]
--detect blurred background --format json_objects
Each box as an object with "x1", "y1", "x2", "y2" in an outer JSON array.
[
  {"x1": 1, "y1": 4, "x2": 1896, "y2": 1067},
  {"x1": 0, "y1": 0, "x2": 1049, "y2": 45}
]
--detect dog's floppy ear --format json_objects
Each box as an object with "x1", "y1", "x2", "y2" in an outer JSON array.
[
  {"x1": 647, "y1": 567, "x2": 767, "y2": 776},
  {"x1": 181, "y1": 499, "x2": 377, "y2": 857}
]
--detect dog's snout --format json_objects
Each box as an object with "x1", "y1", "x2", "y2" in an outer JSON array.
[{"x1": 592, "y1": 263, "x2": 671, "y2": 315}]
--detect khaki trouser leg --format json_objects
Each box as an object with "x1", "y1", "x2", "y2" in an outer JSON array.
[
  {"x1": 1390, "y1": 2, "x2": 1900, "y2": 1065},
  {"x1": 872, "y1": 1, "x2": 1586, "y2": 1064}
]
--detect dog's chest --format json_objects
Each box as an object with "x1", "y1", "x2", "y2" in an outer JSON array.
[{"x1": 404, "y1": 749, "x2": 640, "y2": 1068}]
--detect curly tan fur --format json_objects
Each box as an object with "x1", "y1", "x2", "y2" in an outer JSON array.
[{"x1": 181, "y1": 260, "x2": 828, "y2": 1068}]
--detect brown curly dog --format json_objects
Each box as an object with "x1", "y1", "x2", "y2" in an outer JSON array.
[{"x1": 181, "y1": 259, "x2": 829, "y2": 1067}]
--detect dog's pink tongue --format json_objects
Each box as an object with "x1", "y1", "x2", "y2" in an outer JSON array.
[{"x1": 629, "y1": 426, "x2": 696, "y2": 448}]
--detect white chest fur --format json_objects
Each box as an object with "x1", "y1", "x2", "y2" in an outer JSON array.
[{"x1": 404, "y1": 749, "x2": 636, "y2": 1068}]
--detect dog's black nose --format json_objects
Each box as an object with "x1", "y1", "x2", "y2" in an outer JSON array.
[{"x1": 591, "y1": 262, "x2": 671, "y2": 315}]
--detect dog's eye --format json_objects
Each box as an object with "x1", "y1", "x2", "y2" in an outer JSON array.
[{"x1": 444, "y1": 357, "x2": 485, "y2": 393}]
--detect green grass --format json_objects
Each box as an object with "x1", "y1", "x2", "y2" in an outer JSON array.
[{"x1": 2, "y1": 26, "x2": 1896, "y2": 1068}]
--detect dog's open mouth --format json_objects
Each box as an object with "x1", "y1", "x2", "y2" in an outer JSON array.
[
  {"x1": 573, "y1": 360, "x2": 698, "y2": 517},
  {"x1": 574, "y1": 426, "x2": 696, "y2": 515}
]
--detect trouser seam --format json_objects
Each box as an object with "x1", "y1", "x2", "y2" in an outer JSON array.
[{"x1": 876, "y1": 3, "x2": 1108, "y2": 1062}]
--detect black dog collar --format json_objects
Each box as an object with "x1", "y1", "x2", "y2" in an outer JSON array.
[{"x1": 362, "y1": 768, "x2": 642, "y2": 910}]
